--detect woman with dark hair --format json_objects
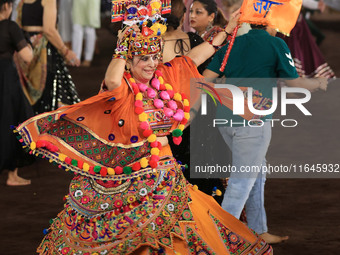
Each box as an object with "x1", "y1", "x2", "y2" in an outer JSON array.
[
  {"x1": 189, "y1": 0, "x2": 227, "y2": 41},
  {"x1": 0, "y1": 0, "x2": 33, "y2": 185},
  {"x1": 14, "y1": 0, "x2": 81, "y2": 114}
]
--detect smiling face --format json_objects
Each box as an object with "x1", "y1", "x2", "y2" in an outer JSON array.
[
  {"x1": 189, "y1": 1, "x2": 215, "y2": 34},
  {"x1": 129, "y1": 53, "x2": 160, "y2": 85}
]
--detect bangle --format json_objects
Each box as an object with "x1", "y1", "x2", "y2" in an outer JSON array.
[
  {"x1": 63, "y1": 48, "x2": 69, "y2": 58},
  {"x1": 112, "y1": 54, "x2": 127, "y2": 60}
]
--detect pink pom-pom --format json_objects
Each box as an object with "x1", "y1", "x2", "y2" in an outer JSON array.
[
  {"x1": 140, "y1": 121, "x2": 149, "y2": 130},
  {"x1": 159, "y1": 91, "x2": 170, "y2": 100},
  {"x1": 134, "y1": 100, "x2": 143, "y2": 107},
  {"x1": 151, "y1": 78, "x2": 160, "y2": 90},
  {"x1": 167, "y1": 100, "x2": 177, "y2": 110},
  {"x1": 164, "y1": 107, "x2": 174, "y2": 117},
  {"x1": 155, "y1": 70, "x2": 163, "y2": 77},
  {"x1": 154, "y1": 99, "x2": 164, "y2": 109},
  {"x1": 147, "y1": 88, "x2": 156, "y2": 98},
  {"x1": 137, "y1": 83, "x2": 148, "y2": 92},
  {"x1": 173, "y1": 110, "x2": 184, "y2": 121},
  {"x1": 36, "y1": 140, "x2": 46, "y2": 148}
]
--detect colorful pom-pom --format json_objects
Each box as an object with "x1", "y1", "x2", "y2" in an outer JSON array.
[
  {"x1": 154, "y1": 99, "x2": 164, "y2": 109},
  {"x1": 143, "y1": 129, "x2": 152, "y2": 137},
  {"x1": 94, "y1": 166, "x2": 101, "y2": 173},
  {"x1": 150, "y1": 148, "x2": 160, "y2": 155},
  {"x1": 138, "y1": 112, "x2": 148, "y2": 122},
  {"x1": 172, "y1": 129, "x2": 183, "y2": 137},
  {"x1": 132, "y1": 162, "x2": 141, "y2": 171},
  {"x1": 173, "y1": 93, "x2": 182, "y2": 101},
  {"x1": 140, "y1": 157, "x2": 149, "y2": 168},
  {"x1": 107, "y1": 167, "x2": 115, "y2": 175},
  {"x1": 100, "y1": 167, "x2": 108, "y2": 176},
  {"x1": 123, "y1": 166, "x2": 133, "y2": 175},
  {"x1": 83, "y1": 163, "x2": 90, "y2": 172},
  {"x1": 134, "y1": 100, "x2": 143, "y2": 108},
  {"x1": 135, "y1": 93, "x2": 143, "y2": 101},
  {"x1": 30, "y1": 142, "x2": 36, "y2": 150},
  {"x1": 114, "y1": 166, "x2": 123, "y2": 175},
  {"x1": 172, "y1": 136, "x2": 182, "y2": 145},
  {"x1": 147, "y1": 134, "x2": 157, "y2": 143},
  {"x1": 151, "y1": 78, "x2": 160, "y2": 90},
  {"x1": 140, "y1": 121, "x2": 149, "y2": 130}
]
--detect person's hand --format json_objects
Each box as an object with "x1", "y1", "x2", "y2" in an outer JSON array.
[
  {"x1": 65, "y1": 50, "x2": 80, "y2": 67},
  {"x1": 318, "y1": 0, "x2": 326, "y2": 12},
  {"x1": 225, "y1": 8, "x2": 241, "y2": 34},
  {"x1": 316, "y1": 77, "x2": 328, "y2": 91},
  {"x1": 117, "y1": 25, "x2": 141, "y2": 44}
]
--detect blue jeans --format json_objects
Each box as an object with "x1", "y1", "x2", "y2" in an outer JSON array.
[{"x1": 218, "y1": 122, "x2": 272, "y2": 234}]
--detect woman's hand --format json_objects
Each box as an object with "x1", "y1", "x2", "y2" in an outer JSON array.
[
  {"x1": 224, "y1": 8, "x2": 241, "y2": 34},
  {"x1": 64, "y1": 49, "x2": 80, "y2": 67}
]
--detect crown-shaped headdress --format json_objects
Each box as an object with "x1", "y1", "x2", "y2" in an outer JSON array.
[{"x1": 112, "y1": 0, "x2": 170, "y2": 58}]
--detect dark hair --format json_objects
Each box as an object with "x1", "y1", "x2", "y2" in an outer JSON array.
[
  {"x1": 214, "y1": 8, "x2": 227, "y2": 27},
  {"x1": 165, "y1": 0, "x2": 186, "y2": 30},
  {"x1": 250, "y1": 24, "x2": 267, "y2": 30},
  {"x1": 193, "y1": 0, "x2": 217, "y2": 16},
  {"x1": 0, "y1": 0, "x2": 14, "y2": 10}
]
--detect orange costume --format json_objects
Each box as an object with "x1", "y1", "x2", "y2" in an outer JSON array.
[{"x1": 16, "y1": 56, "x2": 272, "y2": 254}]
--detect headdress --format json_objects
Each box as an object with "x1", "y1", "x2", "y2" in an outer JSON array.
[
  {"x1": 239, "y1": 0, "x2": 302, "y2": 36},
  {"x1": 112, "y1": 0, "x2": 170, "y2": 58}
]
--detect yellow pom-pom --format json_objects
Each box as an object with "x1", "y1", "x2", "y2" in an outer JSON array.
[
  {"x1": 107, "y1": 167, "x2": 115, "y2": 175},
  {"x1": 49, "y1": 159, "x2": 53, "y2": 163},
  {"x1": 178, "y1": 124, "x2": 185, "y2": 131},
  {"x1": 150, "y1": 147, "x2": 160, "y2": 155},
  {"x1": 183, "y1": 99, "x2": 189, "y2": 106},
  {"x1": 215, "y1": 189, "x2": 222, "y2": 196},
  {"x1": 83, "y1": 163, "x2": 90, "y2": 172},
  {"x1": 184, "y1": 112, "x2": 190, "y2": 120},
  {"x1": 165, "y1": 83, "x2": 173, "y2": 90},
  {"x1": 140, "y1": 157, "x2": 149, "y2": 168},
  {"x1": 135, "y1": 92, "x2": 143, "y2": 101},
  {"x1": 30, "y1": 142, "x2": 36, "y2": 150},
  {"x1": 193, "y1": 185, "x2": 198, "y2": 191},
  {"x1": 59, "y1": 153, "x2": 67, "y2": 161},
  {"x1": 147, "y1": 134, "x2": 157, "y2": 143},
  {"x1": 129, "y1": 78, "x2": 136, "y2": 83},
  {"x1": 173, "y1": 93, "x2": 182, "y2": 102},
  {"x1": 139, "y1": 112, "x2": 147, "y2": 122},
  {"x1": 158, "y1": 76, "x2": 164, "y2": 84}
]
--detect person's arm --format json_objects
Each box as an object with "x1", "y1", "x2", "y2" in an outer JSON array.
[
  {"x1": 42, "y1": 0, "x2": 80, "y2": 66},
  {"x1": 17, "y1": 45, "x2": 33, "y2": 63},
  {"x1": 285, "y1": 77, "x2": 328, "y2": 92},
  {"x1": 187, "y1": 9, "x2": 240, "y2": 67},
  {"x1": 104, "y1": 58, "x2": 126, "y2": 91}
]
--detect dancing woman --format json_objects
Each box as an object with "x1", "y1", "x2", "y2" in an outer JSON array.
[{"x1": 16, "y1": 5, "x2": 272, "y2": 254}]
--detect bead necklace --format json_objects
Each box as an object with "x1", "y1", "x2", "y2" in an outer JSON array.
[{"x1": 125, "y1": 70, "x2": 190, "y2": 171}]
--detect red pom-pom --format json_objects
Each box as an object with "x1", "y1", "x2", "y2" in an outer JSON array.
[
  {"x1": 167, "y1": 90, "x2": 174, "y2": 98},
  {"x1": 135, "y1": 107, "x2": 144, "y2": 114},
  {"x1": 150, "y1": 155, "x2": 160, "y2": 162},
  {"x1": 125, "y1": 73, "x2": 132, "y2": 79},
  {"x1": 140, "y1": 121, "x2": 149, "y2": 130},
  {"x1": 155, "y1": 70, "x2": 163, "y2": 77},
  {"x1": 143, "y1": 129, "x2": 152, "y2": 137},
  {"x1": 149, "y1": 160, "x2": 158, "y2": 168},
  {"x1": 159, "y1": 84, "x2": 166, "y2": 91},
  {"x1": 132, "y1": 162, "x2": 141, "y2": 171},
  {"x1": 184, "y1": 106, "x2": 190, "y2": 112},
  {"x1": 157, "y1": 142, "x2": 162, "y2": 150},
  {"x1": 65, "y1": 157, "x2": 72, "y2": 164},
  {"x1": 100, "y1": 167, "x2": 108, "y2": 176},
  {"x1": 181, "y1": 118, "x2": 188, "y2": 125},
  {"x1": 133, "y1": 87, "x2": 139, "y2": 95},
  {"x1": 77, "y1": 160, "x2": 84, "y2": 169},
  {"x1": 134, "y1": 100, "x2": 143, "y2": 108},
  {"x1": 36, "y1": 140, "x2": 46, "y2": 148},
  {"x1": 114, "y1": 166, "x2": 123, "y2": 175},
  {"x1": 89, "y1": 166, "x2": 95, "y2": 175},
  {"x1": 181, "y1": 93, "x2": 188, "y2": 100},
  {"x1": 173, "y1": 136, "x2": 182, "y2": 145},
  {"x1": 150, "y1": 141, "x2": 158, "y2": 148}
]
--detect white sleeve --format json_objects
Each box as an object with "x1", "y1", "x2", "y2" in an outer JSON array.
[{"x1": 302, "y1": 0, "x2": 319, "y2": 10}]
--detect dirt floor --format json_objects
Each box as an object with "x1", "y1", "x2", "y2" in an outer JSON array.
[{"x1": 1, "y1": 12, "x2": 340, "y2": 255}]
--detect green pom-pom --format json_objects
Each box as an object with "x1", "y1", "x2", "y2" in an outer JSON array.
[
  {"x1": 123, "y1": 166, "x2": 132, "y2": 175},
  {"x1": 71, "y1": 159, "x2": 78, "y2": 167},
  {"x1": 188, "y1": 241, "x2": 194, "y2": 246},
  {"x1": 172, "y1": 129, "x2": 183, "y2": 137},
  {"x1": 94, "y1": 166, "x2": 101, "y2": 173}
]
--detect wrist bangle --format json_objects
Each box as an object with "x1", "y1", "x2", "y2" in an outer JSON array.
[{"x1": 112, "y1": 54, "x2": 127, "y2": 60}]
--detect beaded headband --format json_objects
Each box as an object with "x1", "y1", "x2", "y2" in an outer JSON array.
[{"x1": 112, "y1": 0, "x2": 170, "y2": 57}]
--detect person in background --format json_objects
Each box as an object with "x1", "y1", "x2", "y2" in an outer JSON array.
[
  {"x1": 189, "y1": 0, "x2": 227, "y2": 41},
  {"x1": 57, "y1": 0, "x2": 73, "y2": 49},
  {"x1": 204, "y1": 22, "x2": 328, "y2": 243},
  {"x1": 72, "y1": 0, "x2": 101, "y2": 67},
  {"x1": 15, "y1": 0, "x2": 80, "y2": 115},
  {"x1": 0, "y1": 0, "x2": 33, "y2": 185}
]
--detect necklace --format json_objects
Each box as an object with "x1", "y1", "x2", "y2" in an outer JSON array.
[{"x1": 125, "y1": 70, "x2": 190, "y2": 171}]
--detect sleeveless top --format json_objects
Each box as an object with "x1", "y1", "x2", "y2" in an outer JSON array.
[{"x1": 22, "y1": 0, "x2": 43, "y2": 26}]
